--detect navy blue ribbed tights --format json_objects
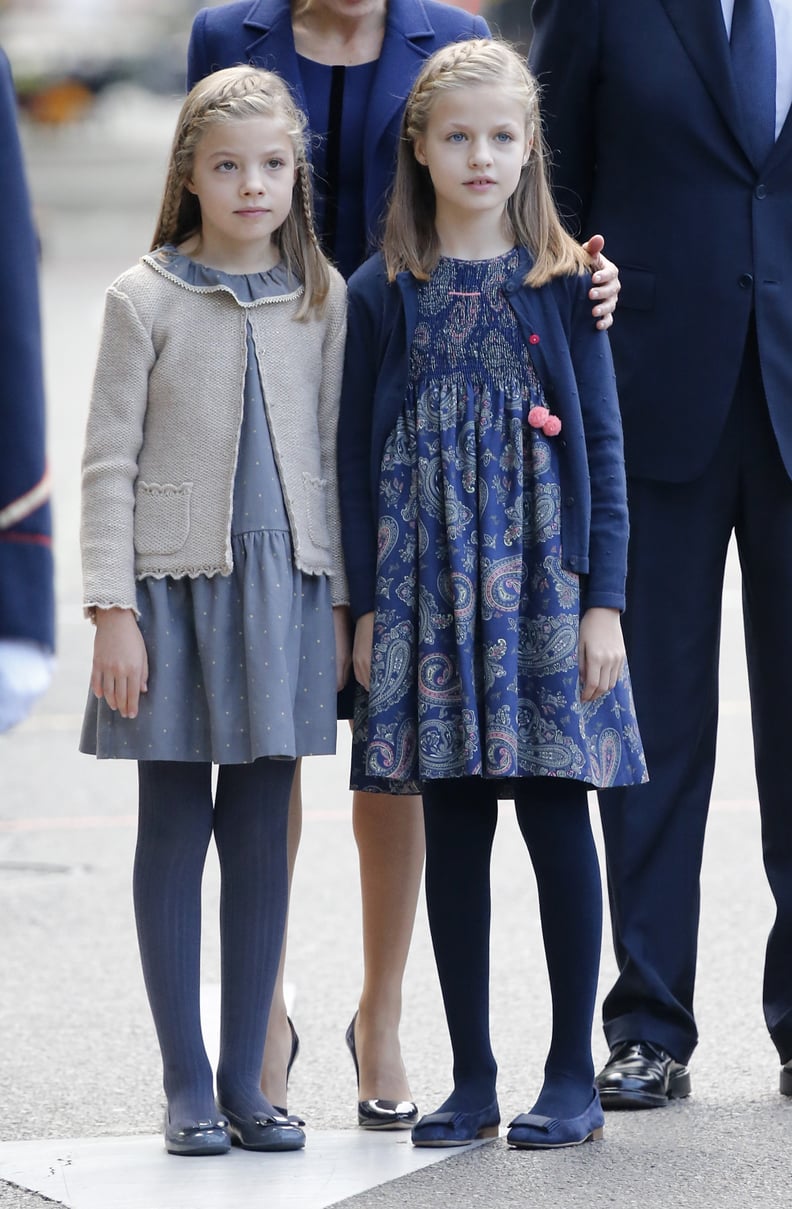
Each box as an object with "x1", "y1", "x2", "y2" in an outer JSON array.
[
  {"x1": 421, "y1": 776, "x2": 602, "y2": 1119},
  {"x1": 134, "y1": 758, "x2": 293, "y2": 1129}
]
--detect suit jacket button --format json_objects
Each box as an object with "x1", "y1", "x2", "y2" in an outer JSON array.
[
  {"x1": 738, "y1": 273, "x2": 754, "y2": 289},
  {"x1": 755, "y1": 184, "x2": 767, "y2": 199}
]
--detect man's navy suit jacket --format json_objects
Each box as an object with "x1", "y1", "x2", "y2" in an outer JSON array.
[{"x1": 531, "y1": 0, "x2": 792, "y2": 483}]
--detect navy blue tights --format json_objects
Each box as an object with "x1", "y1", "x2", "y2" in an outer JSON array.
[
  {"x1": 134, "y1": 758, "x2": 293, "y2": 1129},
  {"x1": 421, "y1": 777, "x2": 602, "y2": 1119}
]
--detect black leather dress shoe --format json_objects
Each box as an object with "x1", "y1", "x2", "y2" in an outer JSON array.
[
  {"x1": 345, "y1": 1014, "x2": 419, "y2": 1130},
  {"x1": 595, "y1": 1041, "x2": 691, "y2": 1109},
  {"x1": 781, "y1": 1061, "x2": 792, "y2": 1096}
]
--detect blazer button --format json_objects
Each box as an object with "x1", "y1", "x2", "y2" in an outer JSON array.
[
  {"x1": 755, "y1": 184, "x2": 767, "y2": 199},
  {"x1": 738, "y1": 273, "x2": 754, "y2": 289}
]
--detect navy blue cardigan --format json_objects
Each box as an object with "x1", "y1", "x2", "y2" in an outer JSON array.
[
  {"x1": 0, "y1": 50, "x2": 54, "y2": 650},
  {"x1": 338, "y1": 249, "x2": 629, "y2": 621}
]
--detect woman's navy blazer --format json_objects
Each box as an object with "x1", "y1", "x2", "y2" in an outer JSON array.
[
  {"x1": 188, "y1": 0, "x2": 489, "y2": 245},
  {"x1": 338, "y1": 250, "x2": 629, "y2": 621}
]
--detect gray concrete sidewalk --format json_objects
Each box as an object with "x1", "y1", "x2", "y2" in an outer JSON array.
[{"x1": 1, "y1": 108, "x2": 788, "y2": 1209}]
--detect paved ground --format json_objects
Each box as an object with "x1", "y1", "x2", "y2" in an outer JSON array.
[{"x1": 0, "y1": 97, "x2": 789, "y2": 1209}]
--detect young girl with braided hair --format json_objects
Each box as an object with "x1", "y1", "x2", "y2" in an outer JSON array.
[
  {"x1": 80, "y1": 66, "x2": 349, "y2": 1156},
  {"x1": 339, "y1": 39, "x2": 647, "y2": 1151}
]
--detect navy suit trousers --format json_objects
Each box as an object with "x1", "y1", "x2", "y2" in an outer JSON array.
[{"x1": 599, "y1": 324, "x2": 792, "y2": 1064}]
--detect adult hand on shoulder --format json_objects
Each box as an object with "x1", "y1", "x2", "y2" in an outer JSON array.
[
  {"x1": 333, "y1": 605, "x2": 352, "y2": 692},
  {"x1": 353, "y1": 612, "x2": 375, "y2": 693},
  {"x1": 582, "y1": 234, "x2": 620, "y2": 330},
  {"x1": 579, "y1": 607, "x2": 625, "y2": 702},
  {"x1": 91, "y1": 607, "x2": 149, "y2": 719}
]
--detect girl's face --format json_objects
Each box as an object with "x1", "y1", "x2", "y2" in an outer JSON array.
[
  {"x1": 186, "y1": 116, "x2": 297, "y2": 263},
  {"x1": 413, "y1": 85, "x2": 530, "y2": 228}
]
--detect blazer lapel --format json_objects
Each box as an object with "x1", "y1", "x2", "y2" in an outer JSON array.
[
  {"x1": 659, "y1": 0, "x2": 754, "y2": 163},
  {"x1": 242, "y1": 0, "x2": 309, "y2": 117}
]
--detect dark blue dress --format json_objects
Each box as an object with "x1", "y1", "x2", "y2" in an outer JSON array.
[{"x1": 351, "y1": 251, "x2": 647, "y2": 794}]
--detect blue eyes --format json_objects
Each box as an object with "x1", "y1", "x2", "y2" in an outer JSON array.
[
  {"x1": 214, "y1": 159, "x2": 285, "y2": 172},
  {"x1": 445, "y1": 131, "x2": 514, "y2": 144}
]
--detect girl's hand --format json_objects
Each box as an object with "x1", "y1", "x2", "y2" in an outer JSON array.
[
  {"x1": 581, "y1": 234, "x2": 620, "y2": 330},
  {"x1": 353, "y1": 612, "x2": 375, "y2": 693},
  {"x1": 579, "y1": 607, "x2": 625, "y2": 702},
  {"x1": 333, "y1": 605, "x2": 352, "y2": 693},
  {"x1": 91, "y1": 607, "x2": 148, "y2": 719}
]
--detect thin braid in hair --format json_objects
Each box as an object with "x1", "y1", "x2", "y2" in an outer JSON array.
[
  {"x1": 149, "y1": 65, "x2": 332, "y2": 315},
  {"x1": 298, "y1": 163, "x2": 322, "y2": 251}
]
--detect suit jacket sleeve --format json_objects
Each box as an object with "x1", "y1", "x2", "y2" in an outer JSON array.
[
  {"x1": 530, "y1": 0, "x2": 599, "y2": 233},
  {"x1": 0, "y1": 49, "x2": 54, "y2": 649},
  {"x1": 187, "y1": 7, "x2": 213, "y2": 89}
]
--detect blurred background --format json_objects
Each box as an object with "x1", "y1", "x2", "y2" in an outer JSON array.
[{"x1": 1, "y1": 1, "x2": 528, "y2": 127}]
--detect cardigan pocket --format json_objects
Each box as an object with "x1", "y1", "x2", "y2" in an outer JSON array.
[
  {"x1": 134, "y1": 481, "x2": 192, "y2": 555},
  {"x1": 303, "y1": 472, "x2": 330, "y2": 552}
]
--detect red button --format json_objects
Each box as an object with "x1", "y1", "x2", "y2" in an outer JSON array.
[{"x1": 529, "y1": 334, "x2": 540, "y2": 345}]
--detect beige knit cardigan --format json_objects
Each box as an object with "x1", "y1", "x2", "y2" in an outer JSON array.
[{"x1": 81, "y1": 254, "x2": 349, "y2": 615}]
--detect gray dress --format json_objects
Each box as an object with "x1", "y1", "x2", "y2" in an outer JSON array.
[{"x1": 81, "y1": 249, "x2": 337, "y2": 764}]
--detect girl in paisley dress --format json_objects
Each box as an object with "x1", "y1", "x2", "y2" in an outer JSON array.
[
  {"x1": 338, "y1": 40, "x2": 647, "y2": 1151},
  {"x1": 80, "y1": 68, "x2": 349, "y2": 1156}
]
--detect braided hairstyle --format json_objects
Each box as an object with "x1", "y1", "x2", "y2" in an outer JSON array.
[
  {"x1": 382, "y1": 38, "x2": 591, "y2": 286},
  {"x1": 151, "y1": 65, "x2": 330, "y2": 317}
]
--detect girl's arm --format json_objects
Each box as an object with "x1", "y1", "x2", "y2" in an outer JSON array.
[
  {"x1": 317, "y1": 273, "x2": 350, "y2": 607},
  {"x1": 91, "y1": 606, "x2": 148, "y2": 719},
  {"x1": 81, "y1": 284, "x2": 155, "y2": 616}
]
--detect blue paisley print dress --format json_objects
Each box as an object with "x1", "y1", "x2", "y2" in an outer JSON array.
[{"x1": 351, "y1": 251, "x2": 647, "y2": 795}]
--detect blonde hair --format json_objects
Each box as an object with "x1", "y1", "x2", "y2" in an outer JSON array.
[
  {"x1": 151, "y1": 65, "x2": 330, "y2": 317},
  {"x1": 382, "y1": 39, "x2": 591, "y2": 286}
]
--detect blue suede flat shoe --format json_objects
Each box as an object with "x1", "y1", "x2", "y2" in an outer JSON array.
[
  {"x1": 411, "y1": 1099, "x2": 500, "y2": 1147},
  {"x1": 217, "y1": 1104, "x2": 306, "y2": 1151},
  {"x1": 506, "y1": 1092, "x2": 604, "y2": 1150}
]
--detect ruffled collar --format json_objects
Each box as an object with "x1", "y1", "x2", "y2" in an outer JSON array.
[{"x1": 144, "y1": 245, "x2": 303, "y2": 306}]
